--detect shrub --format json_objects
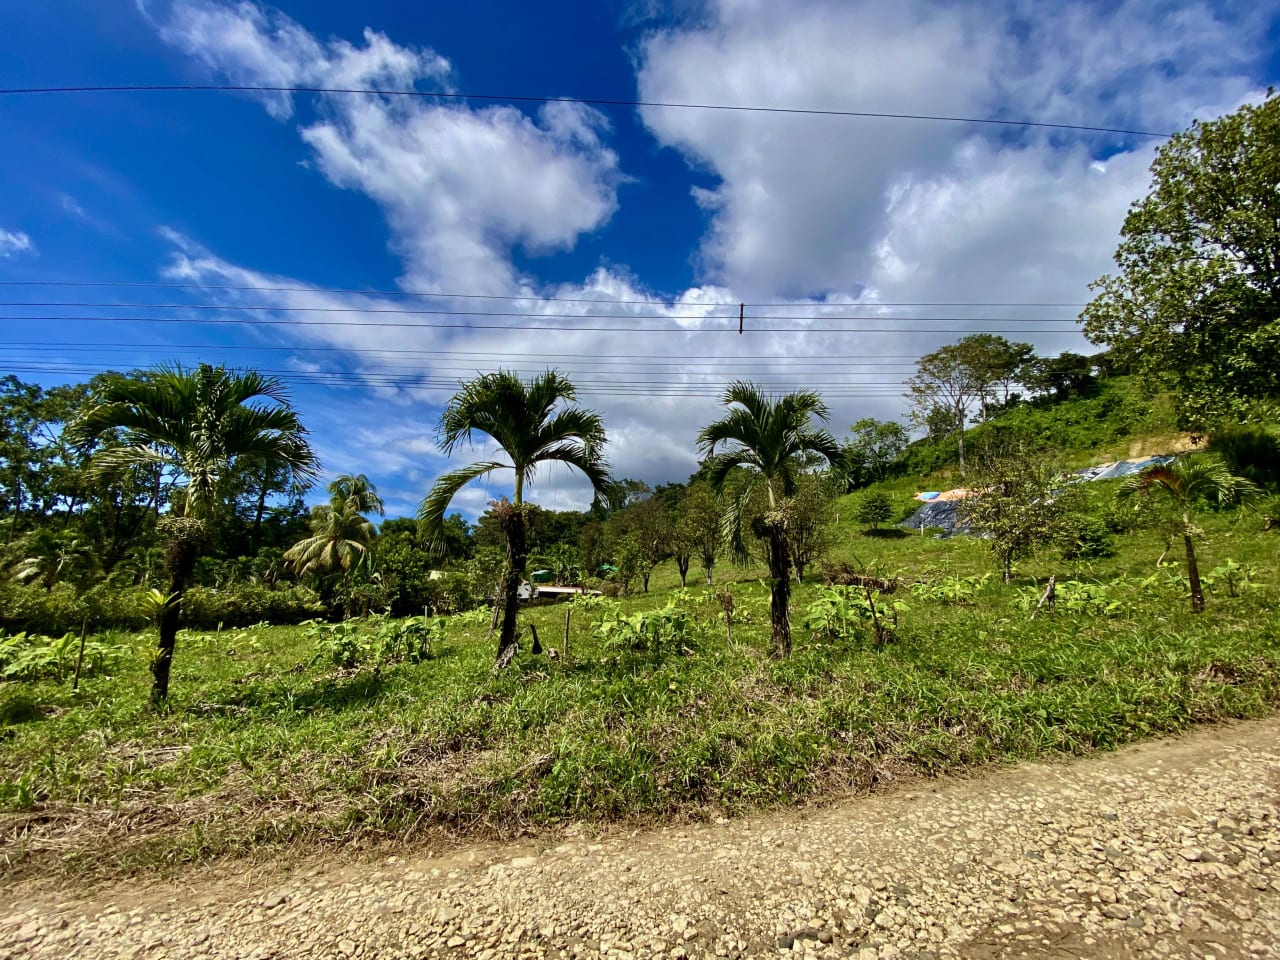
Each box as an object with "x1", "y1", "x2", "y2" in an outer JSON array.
[
  {"x1": 176, "y1": 583, "x2": 324, "y2": 628},
  {"x1": 853, "y1": 490, "x2": 893, "y2": 531},
  {"x1": 596, "y1": 601, "x2": 690, "y2": 659},
  {"x1": 1059, "y1": 514, "x2": 1118, "y2": 560},
  {"x1": 1211, "y1": 424, "x2": 1280, "y2": 490}
]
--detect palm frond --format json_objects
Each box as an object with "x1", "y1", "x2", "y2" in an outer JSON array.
[{"x1": 418, "y1": 460, "x2": 508, "y2": 554}]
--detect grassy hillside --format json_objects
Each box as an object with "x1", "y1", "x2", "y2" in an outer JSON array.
[{"x1": 897, "y1": 376, "x2": 1185, "y2": 481}]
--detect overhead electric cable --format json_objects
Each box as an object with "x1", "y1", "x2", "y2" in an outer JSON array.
[
  {"x1": 0, "y1": 302, "x2": 1081, "y2": 322},
  {"x1": 0, "y1": 314, "x2": 1082, "y2": 333},
  {"x1": 0, "y1": 84, "x2": 1177, "y2": 138},
  {"x1": 0, "y1": 280, "x2": 1091, "y2": 309}
]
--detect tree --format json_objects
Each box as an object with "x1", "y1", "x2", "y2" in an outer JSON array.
[
  {"x1": 284, "y1": 475, "x2": 384, "y2": 593},
  {"x1": 837, "y1": 418, "x2": 908, "y2": 491},
  {"x1": 906, "y1": 344, "x2": 983, "y2": 473},
  {"x1": 70, "y1": 364, "x2": 318, "y2": 705},
  {"x1": 613, "y1": 494, "x2": 670, "y2": 592},
  {"x1": 1082, "y1": 91, "x2": 1280, "y2": 427},
  {"x1": 680, "y1": 483, "x2": 721, "y2": 585},
  {"x1": 961, "y1": 447, "x2": 1077, "y2": 583},
  {"x1": 853, "y1": 489, "x2": 893, "y2": 532},
  {"x1": 698, "y1": 382, "x2": 838, "y2": 657},
  {"x1": 1116, "y1": 457, "x2": 1259, "y2": 612},
  {"x1": 418, "y1": 370, "x2": 610, "y2": 664},
  {"x1": 1022, "y1": 353, "x2": 1097, "y2": 402},
  {"x1": 787, "y1": 472, "x2": 837, "y2": 583},
  {"x1": 953, "y1": 335, "x2": 1035, "y2": 418}
]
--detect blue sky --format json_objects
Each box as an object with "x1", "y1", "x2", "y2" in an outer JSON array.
[{"x1": 2, "y1": 0, "x2": 1278, "y2": 518}]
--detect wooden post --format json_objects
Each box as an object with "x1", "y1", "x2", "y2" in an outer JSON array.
[
  {"x1": 562, "y1": 607, "x2": 571, "y2": 662},
  {"x1": 738, "y1": 302, "x2": 744, "y2": 335},
  {"x1": 72, "y1": 616, "x2": 89, "y2": 691}
]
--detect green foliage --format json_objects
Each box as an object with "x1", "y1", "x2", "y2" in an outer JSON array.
[
  {"x1": 1058, "y1": 513, "x2": 1118, "y2": 561},
  {"x1": 1012, "y1": 580, "x2": 1132, "y2": 618},
  {"x1": 0, "y1": 629, "x2": 126, "y2": 682},
  {"x1": 1210, "y1": 424, "x2": 1280, "y2": 490},
  {"x1": 1203, "y1": 559, "x2": 1260, "y2": 598},
  {"x1": 176, "y1": 583, "x2": 324, "y2": 628},
  {"x1": 853, "y1": 489, "x2": 893, "y2": 531},
  {"x1": 910, "y1": 574, "x2": 991, "y2": 605},
  {"x1": 596, "y1": 601, "x2": 690, "y2": 659},
  {"x1": 801, "y1": 585, "x2": 907, "y2": 641},
  {"x1": 305, "y1": 620, "x2": 368, "y2": 669},
  {"x1": 1082, "y1": 91, "x2": 1280, "y2": 425}
]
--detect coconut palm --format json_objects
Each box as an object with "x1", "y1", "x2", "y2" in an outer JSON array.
[
  {"x1": 284, "y1": 474, "x2": 383, "y2": 579},
  {"x1": 1117, "y1": 456, "x2": 1259, "y2": 612},
  {"x1": 697, "y1": 381, "x2": 838, "y2": 656},
  {"x1": 70, "y1": 364, "x2": 318, "y2": 705},
  {"x1": 419, "y1": 370, "x2": 610, "y2": 663}
]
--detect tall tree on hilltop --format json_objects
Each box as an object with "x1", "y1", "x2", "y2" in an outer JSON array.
[
  {"x1": 698, "y1": 382, "x2": 838, "y2": 657},
  {"x1": 418, "y1": 371, "x2": 611, "y2": 665},
  {"x1": 906, "y1": 344, "x2": 982, "y2": 474},
  {"x1": 1082, "y1": 91, "x2": 1280, "y2": 426},
  {"x1": 70, "y1": 364, "x2": 318, "y2": 706}
]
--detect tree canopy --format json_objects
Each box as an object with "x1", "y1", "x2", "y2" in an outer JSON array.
[{"x1": 1082, "y1": 90, "x2": 1280, "y2": 426}]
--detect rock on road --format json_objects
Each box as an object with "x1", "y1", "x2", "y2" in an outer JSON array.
[{"x1": 3, "y1": 717, "x2": 1280, "y2": 960}]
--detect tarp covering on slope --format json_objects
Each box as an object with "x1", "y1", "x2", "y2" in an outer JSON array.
[{"x1": 901, "y1": 455, "x2": 1179, "y2": 537}]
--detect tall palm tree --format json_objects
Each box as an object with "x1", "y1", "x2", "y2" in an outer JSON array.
[
  {"x1": 419, "y1": 370, "x2": 610, "y2": 663},
  {"x1": 71, "y1": 364, "x2": 318, "y2": 705},
  {"x1": 697, "y1": 381, "x2": 838, "y2": 657},
  {"x1": 1117, "y1": 456, "x2": 1259, "y2": 612},
  {"x1": 284, "y1": 474, "x2": 383, "y2": 579}
]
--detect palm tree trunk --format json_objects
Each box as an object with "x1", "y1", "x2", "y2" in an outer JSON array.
[
  {"x1": 768, "y1": 526, "x2": 793, "y2": 658},
  {"x1": 497, "y1": 504, "x2": 527, "y2": 664},
  {"x1": 153, "y1": 537, "x2": 199, "y2": 707},
  {"x1": 1184, "y1": 527, "x2": 1205, "y2": 614}
]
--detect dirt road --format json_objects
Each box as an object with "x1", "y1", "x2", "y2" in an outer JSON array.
[{"x1": 3, "y1": 717, "x2": 1279, "y2": 959}]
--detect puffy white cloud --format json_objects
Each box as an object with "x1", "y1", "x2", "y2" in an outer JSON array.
[
  {"x1": 153, "y1": 0, "x2": 621, "y2": 293},
  {"x1": 637, "y1": 0, "x2": 1270, "y2": 303},
  {"x1": 0, "y1": 228, "x2": 34, "y2": 257}
]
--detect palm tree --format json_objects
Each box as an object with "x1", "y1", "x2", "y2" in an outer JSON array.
[
  {"x1": 1117, "y1": 456, "x2": 1259, "y2": 613},
  {"x1": 284, "y1": 475, "x2": 383, "y2": 580},
  {"x1": 697, "y1": 381, "x2": 838, "y2": 657},
  {"x1": 71, "y1": 364, "x2": 318, "y2": 705},
  {"x1": 419, "y1": 371, "x2": 610, "y2": 664}
]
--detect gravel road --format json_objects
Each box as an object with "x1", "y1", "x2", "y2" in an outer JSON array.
[{"x1": 3, "y1": 717, "x2": 1278, "y2": 960}]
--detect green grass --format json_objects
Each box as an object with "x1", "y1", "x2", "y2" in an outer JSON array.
[{"x1": 2, "y1": 507, "x2": 1278, "y2": 882}]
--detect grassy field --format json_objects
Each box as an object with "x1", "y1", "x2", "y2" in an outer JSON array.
[{"x1": 2, "y1": 486, "x2": 1278, "y2": 881}]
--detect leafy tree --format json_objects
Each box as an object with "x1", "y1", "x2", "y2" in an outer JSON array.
[
  {"x1": 698, "y1": 382, "x2": 838, "y2": 657},
  {"x1": 70, "y1": 364, "x2": 318, "y2": 705},
  {"x1": 954, "y1": 335, "x2": 1034, "y2": 418},
  {"x1": 906, "y1": 345, "x2": 983, "y2": 473},
  {"x1": 853, "y1": 489, "x2": 893, "y2": 532},
  {"x1": 1082, "y1": 91, "x2": 1280, "y2": 426},
  {"x1": 1116, "y1": 457, "x2": 1260, "y2": 612},
  {"x1": 1022, "y1": 353, "x2": 1097, "y2": 402},
  {"x1": 787, "y1": 472, "x2": 837, "y2": 583},
  {"x1": 612, "y1": 494, "x2": 670, "y2": 592},
  {"x1": 961, "y1": 448, "x2": 1077, "y2": 583},
  {"x1": 418, "y1": 370, "x2": 610, "y2": 664},
  {"x1": 837, "y1": 418, "x2": 909, "y2": 491},
  {"x1": 677, "y1": 483, "x2": 721, "y2": 586}
]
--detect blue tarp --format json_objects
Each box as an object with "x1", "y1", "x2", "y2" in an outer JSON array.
[{"x1": 902, "y1": 455, "x2": 1179, "y2": 536}]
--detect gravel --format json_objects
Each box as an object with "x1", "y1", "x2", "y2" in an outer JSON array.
[{"x1": 3, "y1": 716, "x2": 1278, "y2": 960}]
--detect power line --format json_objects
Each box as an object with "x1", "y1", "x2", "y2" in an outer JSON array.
[
  {"x1": 0, "y1": 314, "x2": 1083, "y2": 333},
  {"x1": 0, "y1": 84, "x2": 1176, "y2": 139},
  {"x1": 0, "y1": 280, "x2": 1091, "y2": 309},
  {"x1": 0, "y1": 302, "x2": 1081, "y2": 322},
  {"x1": 0, "y1": 341, "x2": 931, "y2": 361}
]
